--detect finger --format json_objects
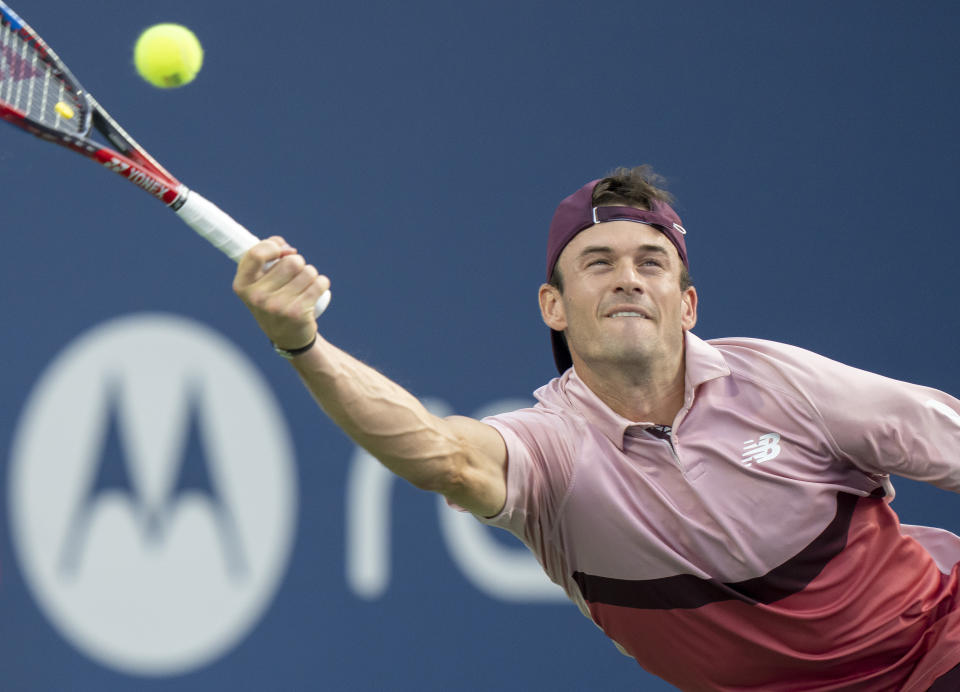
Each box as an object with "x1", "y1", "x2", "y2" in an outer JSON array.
[
  {"x1": 264, "y1": 262, "x2": 319, "y2": 311},
  {"x1": 257, "y1": 253, "x2": 308, "y2": 291},
  {"x1": 265, "y1": 235, "x2": 293, "y2": 250},
  {"x1": 295, "y1": 271, "x2": 331, "y2": 311},
  {"x1": 249, "y1": 258, "x2": 320, "y2": 319},
  {"x1": 279, "y1": 274, "x2": 330, "y2": 326},
  {"x1": 236, "y1": 238, "x2": 288, "y2": 286},
  {"x1": 269, "y1": 260, "x2": 311, "y2": 294},
  {"x1": 263, "y1": 236, "x2": 301, "y2": 263},
  {"x1": 306, "y1": 273, "x2": 332, "y2": 300}
]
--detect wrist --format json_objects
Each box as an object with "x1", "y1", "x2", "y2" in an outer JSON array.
[{"x1": 272, "y1": 332, "x2": 318, "y2": 359}]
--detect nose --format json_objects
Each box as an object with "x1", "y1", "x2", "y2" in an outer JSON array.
[{"x1": 613, "y1": 259, "x2": 644, "y2": 294}]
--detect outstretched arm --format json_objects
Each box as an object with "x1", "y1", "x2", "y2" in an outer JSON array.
[{"x1": 233, "y1": 237, "x2": 507, "y2": 517}]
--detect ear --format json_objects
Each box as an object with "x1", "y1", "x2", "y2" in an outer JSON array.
[
  {"x1": 539, "y1": 283, "x2": 567, "y2": 331},
  {"x1": 681, "y1": 285, "x2": 698, "y2": 331}
]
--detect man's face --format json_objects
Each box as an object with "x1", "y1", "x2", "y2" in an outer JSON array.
[{"x1": 540, "y1": 221, "x2": 697, "y2": 372}]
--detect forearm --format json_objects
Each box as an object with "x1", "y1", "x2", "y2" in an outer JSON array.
[
  {"x1": 230, "y1": 237, "x2": 501, "y2": 506},
  {"x1": 289, "y1": 335, "x2": 462, "y2": 491}
]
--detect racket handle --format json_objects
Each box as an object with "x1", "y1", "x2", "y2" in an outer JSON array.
[{"x1": 174, "y1": 189, "x2": 331, "y2": 317}]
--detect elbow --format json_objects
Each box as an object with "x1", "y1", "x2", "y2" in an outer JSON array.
[{"x1": 407, "y1": 452, "x2": 471, "y2": 496}]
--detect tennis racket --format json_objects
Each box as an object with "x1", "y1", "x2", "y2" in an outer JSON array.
[{"x1": 0, "y1": 2, "x2": 331, "y2": 316}]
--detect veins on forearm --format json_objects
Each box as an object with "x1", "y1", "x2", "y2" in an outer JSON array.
[{"x1": 294, "y1": 343, "x2": 460, "y2": 482}]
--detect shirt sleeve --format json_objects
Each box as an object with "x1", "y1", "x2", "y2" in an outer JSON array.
[
  {"x1": 477, "y1": 406, "x2": 580, "y2": 568},
  {"x1": 763, "y1": 342, "x2": 960, "y2": 493}
]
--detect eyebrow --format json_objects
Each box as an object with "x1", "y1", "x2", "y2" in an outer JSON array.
[{"x1": 578, "y1": 244, "x2": 671, "y2": 259}]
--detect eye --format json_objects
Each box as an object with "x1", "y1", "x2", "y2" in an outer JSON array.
[{"x1": 587, "y1": 258, "x2": 611, "y2": 267}]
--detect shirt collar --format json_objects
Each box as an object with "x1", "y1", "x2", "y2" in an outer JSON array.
[
  {"x1": 550, "y1": 331, "x2": 731, "y2": 451},
  {"x1": 683, "y1": 331, "x2": 732, "y2": 393}
]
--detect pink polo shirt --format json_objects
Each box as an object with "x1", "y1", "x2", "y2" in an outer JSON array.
[{"x1": 481, "y1": 332, "x2": 960, "y2": 691}]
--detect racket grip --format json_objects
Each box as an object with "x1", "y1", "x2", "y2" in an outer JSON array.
[{"x1": 174, "y1": 189, "x2": 331, "y2": 317}]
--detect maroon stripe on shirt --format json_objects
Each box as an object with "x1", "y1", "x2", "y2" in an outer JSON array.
[{"x1": 572, "y1": 490, "x2": 882, "y2": 610}]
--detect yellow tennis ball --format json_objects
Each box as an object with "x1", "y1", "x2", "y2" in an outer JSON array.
[
  {"x1": 133, "y1": 24, "x2": 203, "y2": 88},
  {"x1": 54, "y1": 101, "x2": 75, "y2": 119}
]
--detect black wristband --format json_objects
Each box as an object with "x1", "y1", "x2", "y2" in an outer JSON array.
[{"x1": 272, "y1": 333, "x2": 317, "y2": 359}]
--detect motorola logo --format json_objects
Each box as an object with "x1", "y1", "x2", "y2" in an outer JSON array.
[{"x1": 8, "y1": 314, "x2": 298, "y2": 676}]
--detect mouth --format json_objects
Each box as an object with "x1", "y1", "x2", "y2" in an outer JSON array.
[{"x1": 605, "y1": 307, "x2": 651, "y2": 319}]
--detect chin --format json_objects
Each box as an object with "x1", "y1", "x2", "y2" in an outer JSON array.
[{"x1": 590, "y1": 347, "x2": 657, "y2": 369}]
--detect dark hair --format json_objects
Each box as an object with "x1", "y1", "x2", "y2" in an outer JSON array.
[
  {"x1": 592, "y1": 164, "x2": 675, "y2": 208},
  {"x1": 549, "y1": 165, "x2": 693, "y2": 291}
]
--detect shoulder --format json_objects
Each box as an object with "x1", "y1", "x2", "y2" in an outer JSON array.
[
  {"x1": 482, "y1": 374, "x2": 593, "y2": 476},
  {"x1": 705, "y1": 336, "x2": 850, "y2": 382},
  {"x1": 701, "y1": 336, "x2": 918, "y2": 416},
  {"x1": 695, "y1": 336, "x2": 880, "y2": 415},
  {"x1": 479, "y1": 389, "x2": 586, "y2": 532},
  {"x1": 483, "y1": 400, "x2": 584, "y2": 451},
  {"x1": 707, "y1": 335, "x2": 829, "y2": 362},
  {"x1": 486, "y1": 372, "x2": 586, "y2": 431}
]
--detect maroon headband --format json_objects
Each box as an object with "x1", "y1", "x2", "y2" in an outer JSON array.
[{"x1": 546, "y1": 178, "x2": 690, "y2": 373}]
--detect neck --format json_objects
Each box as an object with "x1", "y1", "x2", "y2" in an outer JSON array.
[{"x1": 573, "y1": 346, "x2": 687, "y2": 426}]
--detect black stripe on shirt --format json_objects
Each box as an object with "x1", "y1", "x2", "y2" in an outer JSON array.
[{"x1": 572, "y1": 489, "x2": 883, "y2": 610}]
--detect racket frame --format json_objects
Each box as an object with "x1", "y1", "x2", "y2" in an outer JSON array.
[
  {"x1": 0, "y1": 1, "x2": 187, "y2": 207},
  {"x1": 0, "y1": 0, "x2": 331, "y2": 314}
]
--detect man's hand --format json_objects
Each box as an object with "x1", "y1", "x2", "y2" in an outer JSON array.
[{"x1": 233, "y1": 236, "x2": 331, "y2": 351}]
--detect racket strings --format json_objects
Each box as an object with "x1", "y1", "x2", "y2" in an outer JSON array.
[{"x1": 0, "y1": 20, "x2": 83, "y2": 133}]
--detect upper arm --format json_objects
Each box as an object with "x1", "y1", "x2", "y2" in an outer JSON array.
[
  {"x1": 440, "y1": 415, "x2": 508, "y2": 517},
  {"x1": 774, "y1": 347, "x2": 960, "y2": 491},
  {"x1": 824, "y1": 374, "x2": 960, "y2": 491}
]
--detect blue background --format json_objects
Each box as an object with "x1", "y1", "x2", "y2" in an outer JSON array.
[{"x1": 2, "y1": 1, "x2": 959, "y2": 690}]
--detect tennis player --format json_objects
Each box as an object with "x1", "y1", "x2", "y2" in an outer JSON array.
[{"x1": 233, "y1": 166, "x2": 960, "y2": 691}]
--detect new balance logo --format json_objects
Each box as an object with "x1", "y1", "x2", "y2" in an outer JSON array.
[{"x1": 742, "y1": 433, "x2": 781, "y2": 466}]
